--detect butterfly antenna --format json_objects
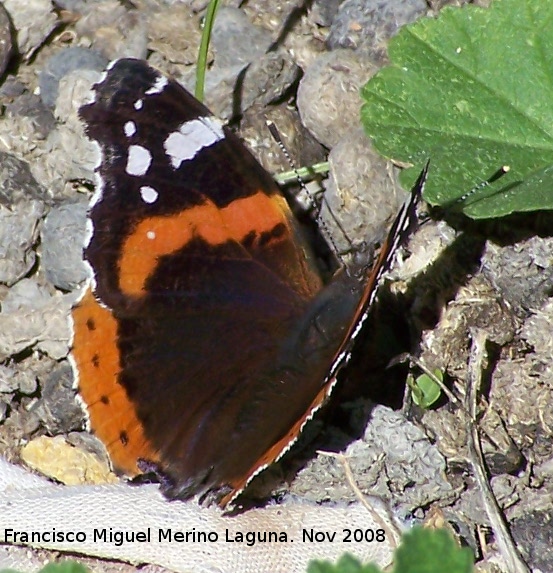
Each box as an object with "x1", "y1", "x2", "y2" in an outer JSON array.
[
  {"x1": 442, "y1": 165, "x2": 511, "y2": 211},
  {"x1": 265, "y1": 120, "x2": 354, "y2": 257},
  {"x1": 347, "y1": 161, "x2": 429, "y2": 319}
]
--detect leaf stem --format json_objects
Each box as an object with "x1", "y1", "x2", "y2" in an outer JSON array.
[{"x1": 196, "y1": 0, "x2": 220, "y2": 102}]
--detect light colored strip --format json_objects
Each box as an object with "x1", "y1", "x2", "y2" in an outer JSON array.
[
  {"x1": 145, "y1": 76, "x2": 168, "y2": 95},
  {"x1": 0, "y1": 457, "x2": 395, "y2": 573},
  {"x1": 164, "y1": 117, "x2": 224, "y2": 169}
]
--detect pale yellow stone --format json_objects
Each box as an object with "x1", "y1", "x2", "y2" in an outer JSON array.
[{"x1": 20, "y1": 435, "x2": 118, "y2": 485}]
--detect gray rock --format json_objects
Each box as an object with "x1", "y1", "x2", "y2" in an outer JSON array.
[
  {"x1": 0, "y1": 2, "x2": 13, "y2": 79},
  {"x1": 5, "y1": 93, "x2": 56, "y2": 139},
  {"x1": 0, "y1": 364, "x2": 37, "y2": 395},
  {"x1": 33, "y1": 361, "x2": 84, "y2": 434},
  {"x1": 211, "y1": 7, "x2": 272, "y2": 69},
  {"x1": 41, "y1": 200, "x2": 89, "y2": 291},
  {"x1": 0, "y1": 279, "x2": 75, "y2": 361},
  {"x1": 297, "y1": 50, "x2": 378, "y2": 148},
  {"x1": 75, "y1": 1, "x2": 148, "y2": 61},
  {"x1": 39, "y1": 47, "x2": 108, "y2": 108},
  {"x1": 511, "y1": 511, "x2": 553, "y2": 572},
  {"x1": 206, "y1": 50, "x2": 301, "y2": 120},
  {"x1": 0, "y1": 365, "x2": 22, "y2": 393},
  {"x1": 1, "y1": 278, "x2": 52, "y2": 313},
  {"x1": 311, "y1": 0, "x2": 343, "y2": 27},
  {"x1": 482, "y1": 237, "x2": 553, "y2": 315},
  {"x1": 3, "y1": 0, "x2": 57, "y2": 59},
  {"x1": 0, "y1": 153, "x2": 46, "y2": 286},
  {"x1": 51, "y1": 0, "x2": 92, "y2": 10},
  {"x1": 0, "y1": 78, "x2": 26, "y2": 98},
  {"x1": 0, "y1": 151, "x2": 47, "y2": 205},
  {"x1": 327, "y1": 0, "x2": 427, "y2": 61},
  {"x1": 199, "y1": 7, "x2": 296, "y2": 119},
  {"x1": 320, "y1": 127, "x2": 405, "y2": 258},
  {"x1": 291, "y1": 404, "x2": 453, "y2": 511}
]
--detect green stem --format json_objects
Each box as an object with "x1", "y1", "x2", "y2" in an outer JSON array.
[{"x1": 195, "y1": 0, "x2": 220, "y2": 102}]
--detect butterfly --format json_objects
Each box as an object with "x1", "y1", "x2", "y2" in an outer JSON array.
[{"x1": 71, "y1": 58, "x2": 427, "y2": 507}]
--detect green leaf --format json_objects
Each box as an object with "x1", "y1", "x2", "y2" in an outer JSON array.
[
  {"x1": 308, "y1": 554, "x2": 381, "y2": 573},
  {"x1": 39, "y1": 562, "x2": 89, "y2": 573},
  {"x1": 408, "y1": 369, "x2": 443, "y2": 409},
  {"x1": 394, "y1": 527, "x2": 473, "y2": 573},
  {"x1": 361, "y1": 0, "x2": 553, "y2": 218},
  {"x1": 308, "y1": 529, "x2": 473, "y2": 573}
]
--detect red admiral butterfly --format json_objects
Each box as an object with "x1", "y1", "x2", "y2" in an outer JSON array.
[{"x1": 71, "y1": 59, "x2": 427, "y2": 507}]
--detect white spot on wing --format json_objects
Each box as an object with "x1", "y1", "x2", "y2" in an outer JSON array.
[
  {"x1": 164, "y1": 117, "x2": 224, "y2": 169},
  {"x1": 84, "y1": 218, "x2": 94, "y2": 248},
  {"x1": 146, "y1": 231, "x2": 156, "y2": 240},
  {"x1": 145, "y1": 75, "x2": 168, "y2": 95},
  {"x1": 134, "y1": 99, "x2": 143, "y2": 110},
  {"x1": 140, "y1": 185, "x2": 158, "y2": 204},
  {"x1": 126, "y1": 145, "x2": 152, "y2": 176},
  {"x1": 124, "y1": 121, "x2": 136, "y2": 137}
]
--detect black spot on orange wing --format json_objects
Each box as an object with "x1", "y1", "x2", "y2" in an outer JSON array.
[{"x1": 72, "y1": 290, "x2": 160, "y2": 476}]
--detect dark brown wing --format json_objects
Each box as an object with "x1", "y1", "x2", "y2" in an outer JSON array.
[{"x1": 73, "y1": 59, "x2": 368, "y2": 505}]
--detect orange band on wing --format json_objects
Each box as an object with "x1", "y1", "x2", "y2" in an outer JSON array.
[
  {"x1": 72, "y1": 289, "x2": 159, "y2": 475},
  {"x1": 118, "y1": 191, "x2": 291, "y2": 296}
]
